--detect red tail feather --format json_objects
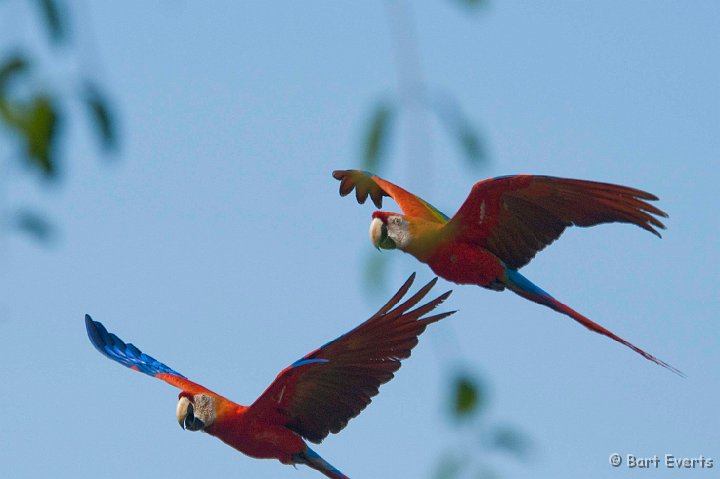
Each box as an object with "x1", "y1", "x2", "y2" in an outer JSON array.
[{"x1": 504, "y1": 272, "x2": 683, "y2": 376}]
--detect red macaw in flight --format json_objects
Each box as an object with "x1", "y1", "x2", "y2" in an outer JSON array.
[
  {"x1": 86, "y1": 274, "x2": 453, "y2": 478},
  {"x1": 333, "y1": 170, "x2": 682, "y2": 375}
]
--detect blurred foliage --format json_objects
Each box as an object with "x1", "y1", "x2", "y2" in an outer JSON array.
[
  {"x1": 361, "y1": 0, "x2": 488, "y2": 173},
  {"x1": 12, "y1": 209, "x2": 56, "y2": 243},
  {"x1": 452, "y1": 372, "x2": 484, "y2": 418},
  {"x1": 20, "y1": 93, "x2": 60, "y2": 176},
  {"x1": 434, "y1": 453, "x2": 467, "y2": 479},
  {"x1": 457, "y1": 124, "x2": 484, "y2": 164},
  {"x1": 0, "y1": 59, "x2": 116, "y2": 181},
  {"x1": 433, "y1": 93, "x2": 487, "y2": 167},
  {"x1": 83, "y1": 82, "x2": 117, "y2": 151},
  {"x1": 0, "y1": 54, "x2": 29, "y2": 84},
  {"x1": 453, "y1": 0, "x2": 489, "y2": 11},
  {"x1": 361, "y1": 92, "x2": 486, "y2": 172},
  {"x1": 488, "y1": 424, "x2": 532, "y2": 459},
  {"x1": 36, "y1": 0, "x2": 67, "y2": 44},
  {"x1": 1, "y1": 1, "x2": 118, "y2": 241},
  {"x1": 434, "y1": 371, "x2": 532, "y2": 479},
  {"x1": 362, "y1": 101, "x2": 394, "y2": 172},
  {"x1": 1, "y1": 54, "x2": 60, "y2": 177}
]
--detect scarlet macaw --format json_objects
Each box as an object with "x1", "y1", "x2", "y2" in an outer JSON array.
[
  {"x1": 86, "y1": 274, "x2": 453, "y2": 478},
  {"x1": 333, "y1": 170, "x2": 681, "y2": 375}
]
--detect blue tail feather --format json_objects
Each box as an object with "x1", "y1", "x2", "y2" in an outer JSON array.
[
  {"x1": 504, "y1": 269, "x2": 554, "y2": 301},
  {"x1": 293, "y1": 447, "x2": 349, "y2": 479}
]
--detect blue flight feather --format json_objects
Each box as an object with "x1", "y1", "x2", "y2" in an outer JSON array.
[
  {"x1": 85, "y1": 314, "x2": 186, "y2": 379},
  {"x1": 291, "y1": 358, "x2": 330, "y2": 368},
  {"x1": 295, "y1": 447, "x2": 349, "y2": 479}
]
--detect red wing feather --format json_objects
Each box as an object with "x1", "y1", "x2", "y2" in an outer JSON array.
[
  {"x1": 248, "y1": 274, "x2": 454, "y2": 444},
  {"x1": 333, "y1": 170, "x2": 449, "y2": 223},
  {"x1": 447, "y1": 175, "x2": 668, "y2": 269}
]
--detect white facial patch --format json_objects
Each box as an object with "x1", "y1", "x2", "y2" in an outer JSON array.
[
  {"x1": 192, "y1": 394, "x2": 216, "y2": 427},
  {"x1": 387, "y1": 216, "x2": 412, "y2": 250}
]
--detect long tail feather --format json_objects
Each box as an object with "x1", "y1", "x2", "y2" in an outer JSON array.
[
  {"x1": 503, "y1": 269, "x2": 684, "y2": 376},
  {"x1": 294, "y1": 447, "x2": 350, "y2": 479}
]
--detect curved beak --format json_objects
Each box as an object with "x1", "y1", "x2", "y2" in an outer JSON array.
[
  {"x1": 176, "y1": 396, "x2": 205, "y2": 431},
  {"x1": 369, "y1": 217, "x2": 396, "y2": 250},
  {"x1": 369, "y1": 217, "x2": 385, "y2": 251}
]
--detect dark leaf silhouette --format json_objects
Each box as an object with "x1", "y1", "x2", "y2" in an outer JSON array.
[
  {"x1": 0, "y1": 56, "x2": 31, "y2": 128},
  {"x1": 0, "y1": 55, "x2": 30, "y2": 88},
  {"x1": 2, "y1": 1, "x2": 117, "y2": 247},
  {"x1": 490, "y1": 425, "x2": 532, "y2": 460},
  {"x1": 362, "y1": 101, "x2": 394, "y2": 171},
  {"x1": 20, "y1": 94, "x2": 60, "y2": 177},
  {"x1": 433, "y1": 93, "x2": 487, "y2": 167},
  {"x1": 83, "y1": 82, "x2": 117, "y2": 151},
  {"x1": 13, "y1": 210, "x2": 56, "y2": 243},
  {"x1": 433, "y1": 453, "x2": 466, "y2": 479},
  {"x1": 457, "y1": 123, "x2": 484, "y2": 164},
  {"x1": 452, "y1": 373, "x2": 484, "y2": 418},
  {"x1": 36, "y1": 0, "x2": 66, "y2": 44}
]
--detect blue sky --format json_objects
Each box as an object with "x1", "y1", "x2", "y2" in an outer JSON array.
[{"x1": 2, "y1": 2, "x2": 719, "y2": 478}]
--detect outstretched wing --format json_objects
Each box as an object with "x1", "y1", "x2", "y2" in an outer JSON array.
[
  {"x1": 85, "y1": 314, "x2": 210, "y2": 394},
  {"x1": 446, "y1": 175, "x2": 668, "y2": 270},
  {"x1": 333, "y1": 169, "x2": 449, "y2": 223},
  {"x1": 248, "y1": 274, "x2": 454, "y2": 444}
]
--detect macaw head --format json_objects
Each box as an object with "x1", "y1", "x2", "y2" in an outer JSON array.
[
  {"x1": 176, "y1": 392, "x2": 216, "y2": 432},
  {"x1": 370, "y1": 211, "x2": 412, "y2": 251}
]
